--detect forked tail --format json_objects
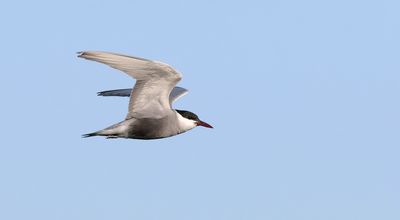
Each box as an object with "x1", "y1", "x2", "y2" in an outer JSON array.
[{"x1": 82, "y1": 132, "x2": 98, "y2": 138}]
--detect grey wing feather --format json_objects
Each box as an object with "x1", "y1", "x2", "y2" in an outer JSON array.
[
  {"x1": 98, "y1": 89, "x2": 132, "y2": 97},
  {"x1": 98, "y1": 87, "x2": 188, "y2": 105},
  {"x1": 78, "y1": 51, "x2": 183, "y2": 119},
  {"x1": 169, "y1": 87, "x2": 188, "y2": 104}
]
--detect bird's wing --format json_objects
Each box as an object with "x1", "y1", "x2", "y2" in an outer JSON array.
[
  {"x1": 97, "y1": 89, "x2": 131, "y2": 97},
  {"x1": 78, "y1": 51, "x2": 182, "y2": 119},
  {"x1": 98, "y1": 86, "x2": 188, "y2": 104},
  {"x1": 169, "y1": 87, "x2": 188, "y2": 104}
]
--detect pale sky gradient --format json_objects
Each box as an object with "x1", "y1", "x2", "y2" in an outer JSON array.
[{"x1": 0, "y1": 0, "x2": 399, "y2": 219}]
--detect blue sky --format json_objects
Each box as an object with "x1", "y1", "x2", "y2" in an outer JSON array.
[{"x1": 0, "y1": 0, "x2": 399, "y2": 219}]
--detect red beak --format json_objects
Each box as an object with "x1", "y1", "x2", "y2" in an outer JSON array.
[{"x1": 197, "y1": 120, "x2": 213, "y2": 128}]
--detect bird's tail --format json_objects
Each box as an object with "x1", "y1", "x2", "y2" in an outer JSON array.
[{"x1": 82, "y1": 132, "x2": 98, "y2": 138}]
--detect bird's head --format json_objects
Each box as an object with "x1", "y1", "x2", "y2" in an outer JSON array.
[{"x1": 176, "y1": 110, "x2": 213, "y2": 129}]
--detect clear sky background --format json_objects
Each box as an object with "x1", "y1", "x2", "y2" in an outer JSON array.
[{"x1": 0, "y1": 0, "x2": 399, "y2": 219}]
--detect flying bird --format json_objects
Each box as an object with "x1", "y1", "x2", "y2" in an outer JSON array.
[{"x1": 78, "y1": 51, "x2": 213, "y2": 139}]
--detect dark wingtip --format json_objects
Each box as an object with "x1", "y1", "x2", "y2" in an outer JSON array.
[
  {"x1": 97, "y1": 91, "x2": 109, "y2": 96},
  {"x1": 96, "y1": 89, "x2": 132, "y2": 97}
]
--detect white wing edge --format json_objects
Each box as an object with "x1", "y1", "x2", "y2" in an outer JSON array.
[{"x1": 169, "y1": 87, "x2": 188, "y2": 104}]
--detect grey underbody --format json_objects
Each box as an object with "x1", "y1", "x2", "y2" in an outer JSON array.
[{"x1": 85, "y1": 111, "x2": 186, "y2": 139}]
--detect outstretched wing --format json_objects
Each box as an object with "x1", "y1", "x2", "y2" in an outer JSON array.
[
  {"x1": 97, "y1": 89, "x2": 131, "y2": 97},
  {"x1": 78, "y1": 51, "x2": 182, "y2": 119},
  {"x1": 98, "y1": 86, "x2": 188, "y2": 105}
]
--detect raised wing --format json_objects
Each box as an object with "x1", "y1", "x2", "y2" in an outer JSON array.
[
  {"x1": 98, "y1": 86, "x2": 188, "y2": 104},
  {"x1": 78, "y1": 51, "x2": 182, "y2": 119},
  {"x1": 169, "y1": 87, "x2": 188, "y2": 104}
]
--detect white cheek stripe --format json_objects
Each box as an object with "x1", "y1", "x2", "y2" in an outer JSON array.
[{"x1": 176, "y1": 112, "x2": 197, "y2": 132}]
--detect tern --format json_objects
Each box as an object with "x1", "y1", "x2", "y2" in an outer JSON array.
[{"x1": 78, "y1": 51, "x2": 213, "y2": 139}]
